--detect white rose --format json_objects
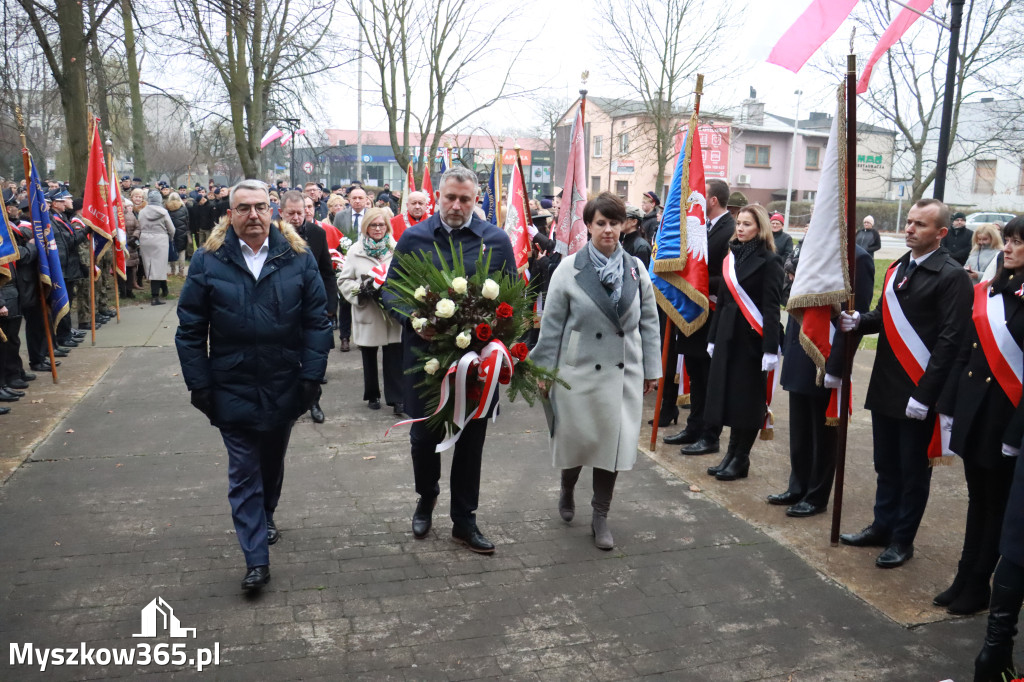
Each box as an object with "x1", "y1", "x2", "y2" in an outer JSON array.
[
  {"x1": 455, "y1": 331, "x2": 472, "y2": 349},
  {"x1": 435, "y1": 298, "x2": 456, "y2": 318},
  {"x1": 481, "y1": 279, "x2": 500, "y2": 300},
  {"x1": 423, "y1": 358, "x2": 440, "y2": 375},
  {"x1": 414, "y1": 286, "x2": 428, "y2": 301},
  {"x1": 450, "y1": 277, "x2": 468, "y2": 294},
  {"x1": 411, "y1": 316, "x2": 427, "y2": 332}
]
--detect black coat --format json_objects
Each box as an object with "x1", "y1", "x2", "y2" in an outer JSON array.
[
  {"x1": 189, "y1": 199, "x2": 215, "y2": 234},
  {"x1": 937, "y1": 273, "x2": 1024, "y2": 468},
  {"x1": 51, "y1": 214, "x2": 86, "y2": 282},
  {"x1": 297, "y1": 220, "x2": 339, "y2": 315},
  {"x1": 175, "y1": 225, "x2": 333, "y2": 430},
  {"x1": 942, "y1": 226, "x2": 973, "y2": 265},
  {"x1": 168, "y1": 206, "x2": 190, "y2": 252},
  {"x1": 706, "y1": 240, "x2": 784, "y2": 429},
  {"x1": 0, "y1": 243, "x2": 35, "y2": 317},
  {"x1": 677, "y1": 211, "x2": 735, "y2": 352},
  {"x1": 641, "y1": 210, "x2": 660, "y2": 243},
  {"x1": 781, "y1": 245, "x2": 875, "y2": 395},
  {"x1": 772, "y1": 230, "x2": 794, "y2": 264},
  {"x1": 382, "y1": 213, "x2": 518, "y2": 419},
  {"x1": 621, "y1": 230, "x2": 651, "y2": 268},
  {"x1": 855, "y1": 227, "x2": 881, "y2": 254},
  {"x1": 859, "y1": 247, "x2": 973, "y2": 418}
]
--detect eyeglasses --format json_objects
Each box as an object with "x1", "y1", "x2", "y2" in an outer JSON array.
[
  {"x1": 232, "y1": 203, "x2": 271, "y2": 216},
  {"x1": 366, "y1": 221, "x2": 388, "y2": 229}
]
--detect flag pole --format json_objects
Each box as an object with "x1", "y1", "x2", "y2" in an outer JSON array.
[
  {"x1": 496, "y1": 145, "x2": 504, "y2": 226},
  {"x1": 830, "y1": 54, "x2": 858, "y2": 546},
  {"x1": 87, "y1": 118, "x2": 98, "y2": 345},
  {"x1": 108, "y1": 150, "x2": 121, "y2": 322},
  {"x1": 650, "y1": 73, "x2": 703, "y2": 449},
  {"x1": 16, "y1": 109, "x2": 58, "y2": 383}
]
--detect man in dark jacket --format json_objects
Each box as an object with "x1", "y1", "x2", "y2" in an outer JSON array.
[
  {"x1": 621, "y1": 205, "x2": 651, "y2": 267},
  {"x1": 640, "y1": 191, "x2": 660, "y2": 242},
  {"x1": 0, "y1": 235, "x2": 37, "y2": 405},
  {"x1": 838, "y1": 198, "x2": 973, "y2": 568},
  {"x1": 175, "y1": 179, "x2": 332, "y2": 592},
  {"x1": 855, "y1": 215, "x2": 882, "y2": 254},
  {"x1": 383, "y1": 167, "x2": 517, "y2": 554},
  {"x1": 49, "y1": 191, "x2": 88, "y2": 349},
  {"x1": 942, "y1": 211, "x2": 972, "y2": 265}
]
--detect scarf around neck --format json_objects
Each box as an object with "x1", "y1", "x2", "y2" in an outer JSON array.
[
  {"x1": 730, "y1": 238, "x2": 762, "y2": 266},
  {"x1": 587, "y1": 241, "x2": 624, "y2": 303},
  {"x1": 363, "y1": 234, "x2": 391, "y2": 260}
]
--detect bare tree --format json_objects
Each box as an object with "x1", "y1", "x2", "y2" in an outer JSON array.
[
  {"x1": 351, "y1": 0, "x2": 534, "y2": 183},
  {"x1": 121, "y1": 0, "x2": 147, "y2": 178},
  {"x1": 596, "y1": 0, "x2": 741, "y2": 192},
  {"x1": 165, "y1": 0, "x2": 339, "y2": 179},
  {"x1": 850, "y1": 0, "x2": 1024, "y2": 201},
  {"x1": 529, "y1": 96, "x2": 571, "y2": 154}
]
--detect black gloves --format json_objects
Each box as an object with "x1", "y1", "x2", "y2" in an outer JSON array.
[
  {"x1": 299, "y1": 379, "x2": 322, "y2": 413},
  {"x1": 190, "y1": 388, "x2": 214, "y2": 419}
]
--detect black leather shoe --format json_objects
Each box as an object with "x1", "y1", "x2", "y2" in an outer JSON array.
[
  {"x1": 947, "y1": 581, "x2": 991, "y2": 615},
  {"x1": 267, "y1": 520, "x2": 280, "y2": 545},
  {"x1": 1, "y1": 387, "x2": 25, "y2": 397},
  {"x1": 648, "y1": 407, "x2": 679, "y2": 427},
  {"x1": 681, "y1": 437, "x2": 719, "y2": 456},
  {"x1": 0, "y1": 388, "x2": 20, "y2": 402},
  {"x1": 58, "y1": 339, "x2": 79, "y2": 347},
  {"x1": 52, "y1": 348, "x2": 69, "y2": 357},
  {"x1": 310, "y1": 403, "x2": 325, "y2": 423},
  {"x1": 767, "y1": 491, "x2": 802, "y2": 506},
  {"x1": 6, "y1": 379, "x2": 28, "y2": 390},
  {"x1": 394, "y1": 402, "x2": 405, "y2": 416},
  {"x1": 664, "y1": 428, "x2": 700, "y2": 445},
  {"x1": 29, "y1": 362, "x2": 59, "y2": 372},
  {"x1": 412, "y1": 497, "x2": 436, "y2": 538},
  {"x1": 71, "y1": 330, "x2": 86, "y2": 338},
  {"x1": 876, "y1": 543, "x2": 914, "y2": 568},
  {"x1": 839, "y1": 525, "x2": 890, "y2": 548},
  {"x1": 340, "y1": 338, "x2": 350, "y2": 352},
  {"x1": 368, "y1": 399, "x2": 381, "y2": 410},
  {"x1": 22, "y1": 372, "x2": 36, "y2": 381},
  {"x1": 452, "y1": 525, "x2": 495, "y2": 554},
  {"x1": 0, "y1": 407, "x2": 9, "y2": 415},
  {"x1": 241, "y1": 565, "x2": 270, "y2": 591},
  {"x1": 786, "y1": 501, "x2": 826, "y2": 518}
]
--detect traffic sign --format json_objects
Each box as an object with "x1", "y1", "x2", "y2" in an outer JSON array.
[{"x1": 302, "y1": 161, "x2": 314, "y2": 175}]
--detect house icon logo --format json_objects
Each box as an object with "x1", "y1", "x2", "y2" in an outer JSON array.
[{"x1": 132, "y1": 597, "x2": 197, "y2": 638}]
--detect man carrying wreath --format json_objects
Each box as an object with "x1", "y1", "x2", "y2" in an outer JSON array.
[{"x1": 383, "y1": 166, "x2": 517, "y2": 553}]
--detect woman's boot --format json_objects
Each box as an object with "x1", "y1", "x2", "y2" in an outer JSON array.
[
  {"x1": 949, "y1": 575, "x2": 992, "y2": 616},
  {"x1": 707, "y1": 442, "x2": 735, "y2": 477},
  {"x1": 716, "y1": 428, "x2": 756, "y2": 481},
  {"x1": 591, "y1": 468, "x2": 617, "y2": 550},
  {"x1": 934, "y1": 562, "x2": 969, "y2": 607},
  {"x1": 559, "y1": 467, "x2": 581, "y2": 523},
  {"x1": 974, "y1": 559, "x2": 1023, "y2": 682},
  {"x1": 150, "y1": 282, "x2": 164, "y2": 306}
]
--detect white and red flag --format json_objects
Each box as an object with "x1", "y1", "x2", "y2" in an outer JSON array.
[
  {"x1": 279, "y1": 128, "x2": 307, "y2": 147},
  {"x1": 421, "y1": 164, "x2": 435, "y2": 217},
  {"x1": 400, "y1": 162, "x2": 416, "y2": 216},
  {"x1": 260, "y1": 126, "x2": 283, "y2": 149},
  {"x1": 553, "y1": 99, "x2": 587, "y2": 255},
  {"x1": 767, "y1": 0, "x2": 859, "y2": 72},
  {"x1": 857, "y1": 0, "x2": 934, "y2": 93},
  {"x1": 107, "y1": 154, "x2": 127, "y2": 280},
  {"x1": 502, "y1": 150, "x2": 532, "y2": 275},
  {"x1": 82, "y1": 120, "x2": 114, "y2": 263}
]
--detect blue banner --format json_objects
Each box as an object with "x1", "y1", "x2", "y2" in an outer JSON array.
[
  {"x1": 29, "y1": 160, "x2": 70, "y2": 326},
  {"x1": 481, "y1": 162, "x2": 497, "y2": 224}
]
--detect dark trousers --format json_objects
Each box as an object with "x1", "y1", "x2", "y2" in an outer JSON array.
[
  {"x1": 658, "y1": 310, "x2": 679, "y2": 417},
  {"x1": 338, "y1": 300, "x2": 352, "y2": 339},
  {"x1": 360, "y1": 343, "x2": 403, "y2": 404},
  {"x1": 957, "y1": 456, "x2": 1016, "y2": 582},
  {"x1": 0, "y1": 315, "x2": 23, "y2": 383},
  {"x1": 22, "y1": 305, "x2": 47, "y2": 366},
  {"x1": 683, "y1": 351, "x2": 721, "y2": 441},
  {"x1": 410, "y1": 418, "x2": 487, "y2": 527},
  {"x1": 786, "y1": 391, "x2": 838, "y2": 507},
  {"x1": 220, "y1": 423, "x2": 294, "y2": 568},
  {"x1": 871, "y1": 412, "x2": 934, "y2": 545}
]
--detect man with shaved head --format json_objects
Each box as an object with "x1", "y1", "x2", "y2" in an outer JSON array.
[{"x1": 391, "y1": 190, "x2": 430, "y2": 241}]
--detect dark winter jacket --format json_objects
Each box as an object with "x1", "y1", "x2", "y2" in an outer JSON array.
[
  {"x1": 51, "y1": 214, "x2": 86, "y2": 282},
  {"x1": 168, "y1": 206, "x2": 190, "y2": 253},
  {"x1": 175, "y1": 221, "x2": 332, "y2": 430}
]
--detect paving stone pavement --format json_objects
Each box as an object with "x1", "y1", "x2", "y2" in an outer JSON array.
[{"x1": 0, "y1": 341, "x2": 985, "y2": 681}]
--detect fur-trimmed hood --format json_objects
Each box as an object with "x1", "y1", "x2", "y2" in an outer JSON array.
[{"x1": 203, "y1": 216, "x2": 308, "y2": 254}]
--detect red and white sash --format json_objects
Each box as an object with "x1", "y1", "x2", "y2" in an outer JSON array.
[
  {"x1": 823, "y1": 322, "x2": 853, "y2": 425},
  {"x1": 973, "y1": 282, "x2": 1023, "y2": 407},
  {"x1": 723, "y1": 251, "x2": 762, "y2": 334}
]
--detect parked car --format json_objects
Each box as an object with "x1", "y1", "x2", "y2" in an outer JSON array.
[{"x1": 966, "y1": 211, "x2": 1016, "y2": 226}]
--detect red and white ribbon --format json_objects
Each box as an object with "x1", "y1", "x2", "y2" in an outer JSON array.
[
  {"x1": 723, "y1": 251, "x2": 763, "y2": 334},
  {"x1": 881, "y1": 263, "x2": 930, "y2": 384},
  {"x1": 973, "y1": 281, "x2": 1023, "y2": 407},
  {"x1": 370, "y1": 260, "x2": 389, "y2": 288}
]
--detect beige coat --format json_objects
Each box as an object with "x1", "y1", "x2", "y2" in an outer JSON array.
[
  {"x1": 137, "y1": 204, "x2": 175, "y2": 281},
  {"x1": 530, "y1": 247, "x2": 662, "y2": 471},
  {"x1": 338, "y1": 241, "x2": 401, "y2": 347}
]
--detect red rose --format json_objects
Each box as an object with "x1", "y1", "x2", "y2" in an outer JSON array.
[
  {"x1": 496, "y1": 302, "x2": 514, "y2": 319},
  {"x1": 509, "y1": 342, "x2": 529, "y2": 361},
  {"x1": 466, "y1": 383, "x2": 483, "y2": 401},
  {"x1": 498, "y1": 366, "x2": 512, "y2": 385},
  {"x1": 475, "y1": 323, "x2": 492, "y2": 342}
]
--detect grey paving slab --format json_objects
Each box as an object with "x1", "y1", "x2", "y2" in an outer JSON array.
[{"x1": 0, "y1": 343, "x2": 984, "y2": 681}]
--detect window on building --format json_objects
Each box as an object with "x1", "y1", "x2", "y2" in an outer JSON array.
[
  {"x1": 974, "y1": 159, "x2": 997, "y2": 194},
  {"x1": 615, "y1": 180, "x2": 629, "y2": 198},
  {"x1": 803, "y1": 190, "x2": 817, "y2": 202},
  {"x1": 805, "y1": 147, "x2": 821, "y2": 170},
  {"x1": 745, "y1": 144, "x2": 770, "y2": 168},
  {"x1": 618, "y1": 133, "x2": 629, "y2": 154},
  {"x1": 592, "y1": 136, "x2": 603, "y2": 158},
  {"x1": 591, "y1": 176, "x2": 601, "y2": 195}
]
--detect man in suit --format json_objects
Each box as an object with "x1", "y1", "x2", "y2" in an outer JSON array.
[
  {"x1": 281, "y1": 191, "x2": 338, "y2": 424},
  {"x1": 332, "y1": 187, "x2": 367, "y2": 351},
  {"x1": 664, "y1": 179, "x2": 735, "y2": 455},
  {"x1": 769, "y1": 245, "x2": 874, "y2": 517},
  {"x1": 839, "y1": 198, "x2": 972, "y2": 568},
  {"x1": 383, "y1": 166, "x2": 517, "y2": 554}
]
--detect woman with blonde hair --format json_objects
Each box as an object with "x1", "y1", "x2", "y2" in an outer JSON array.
[
  {"x1": 704, "y1": 203, "x2": 784, "y2": 481},
  {"x1": 965, "y1": 223, "x2": 1002, "y2": 283},
  {"x1": 165, "y1": 192, "x2": 190, "y2": 277},
  {"x1": 338, "y1": 207, "x2": 404, "y2": 414}
]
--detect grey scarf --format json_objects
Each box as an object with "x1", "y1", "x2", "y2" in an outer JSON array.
[{"x1": 588, "y1": 241, "x2": 624, "y2": 303}]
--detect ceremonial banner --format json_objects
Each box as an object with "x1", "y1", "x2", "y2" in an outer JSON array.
[
  {"x1": 260, "y1": 126, "x2": 283, "y2": 149},
  {"x1": 107, "y1": 154, "x2": 127, "y2": 280},
  {"x1": 858, "y1": 0, "x2": 934, "y2": 93},
  {"x1": 482, "y1": 161, "x2": 497, "y2": 224},
  {"x1": 82, "y1": 121, "x2": 114, "y2": 263},
  {"x1": 439, "y1": 147, "x2": 450, "y2": 175},
  {"x1": 0, "y1": 202, "x2": 17, "y2": 292},
  {"x1": 279, "y1": 128, "x2": 306, "y2": 147},
  {"x1": 421, "y1": 165, "x2": 435, "y2": 217},
  {"x1": 650, "y1": 112, "x2": 710, "y2": 336},
  {"x1": 787, "y1": 85, "x2": 849, "y2": 375},
  {"x1": 553, "y1": 101, "x2": 587, "y2": 255},
  {"x1": 28, "y1": 159, "x2": 70, "y2": 326},
  {"x1": 502, "y1": 152, "x2": 532, "y2": 274},
  {"x1": 767, "y1": 0, "x2": 859, "y2": 73}
]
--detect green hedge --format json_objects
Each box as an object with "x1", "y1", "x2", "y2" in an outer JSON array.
[{"x1": 765, "y1": 199, "x2": 991, "y2": 233}]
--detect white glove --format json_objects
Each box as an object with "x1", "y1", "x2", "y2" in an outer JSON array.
[
  {"x1": 939, "y1": 414, "x2": 953, "y2": 432},
  {"x1": 940, "y1": 414, "x2": 955, "y2": 455},
  {"x1": 761, "y1": 353, "x2": 779, "y2": 372},
  {"x1": 1003, "y1": 443, "x2": 1021, "y2": 457},
  {"x1": 839, "y1": 310, "x2": 861, "y2": 332},
  {"x1": 706, "y1": 343, "x2": 715, "y2": 358},
  {"x1": 823, "y1": 374, "x2": 842, "y2": 389},
  {"x1": 905, "y1": 397, "x2": 929, "y2": 420}
]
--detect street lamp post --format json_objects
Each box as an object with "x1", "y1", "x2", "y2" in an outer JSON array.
[
  {"x1": 276, "y1": 117, "x2": 301, "y2": 188},
  {"x1": 933, "y1": 0, "x2": 964, "y2": 201},
  {"x1": 783, "y1": 89, "x2": 802, "y2": 229}
]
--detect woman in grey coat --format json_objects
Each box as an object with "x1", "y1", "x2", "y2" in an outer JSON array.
[
  {"x1": 531, "y1": 192, "x2": 662, "y2": 550},
  {"x1": 137, "y1": 189, "x2": 175, "y2": 305}
]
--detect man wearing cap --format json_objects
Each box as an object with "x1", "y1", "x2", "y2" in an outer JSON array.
[
  {"x1": 49, "y1": 191, "x2": 90, "y2": 349},
  {"x1": 641, "y1": 191, "x2": 661, "y2": 242},
  {"x1": 120, "y1": 176, "x2": 132, "y2": 193},
  {"x1": 942, "y1": 212, "x2": 971, "y2": 265},
  {"x1": 622, "y1": 205, "x2": 651, "y2": 267},
  {"x1": 726, "y1": 191, "x2": 748, "y2": 218},
  {"x1": 769, "y1": 212, "x2": 794, "y2": 264}
]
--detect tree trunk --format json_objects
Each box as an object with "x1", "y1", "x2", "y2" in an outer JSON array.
[
  {"x1": 87, "y1": 0, "x2": 112, "y2": 142},
  {"x1": 56, "y1": 0, "x2": 90, "y2": 190},
  {"x1": 121, "y1": 0, "x2": 147, "y2": 180}
]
